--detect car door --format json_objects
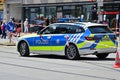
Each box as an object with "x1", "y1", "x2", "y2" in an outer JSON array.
[
  {"x1": 33, "y1": 27, "x2": 53, "y2": 52},
  {"x1": 50, "y1": 25, "x2": 68, "y2": 52}
]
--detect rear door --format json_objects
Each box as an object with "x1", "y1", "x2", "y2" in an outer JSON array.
[{"x1": 50, "y1": 24, "x2": 68, "y2": 51}]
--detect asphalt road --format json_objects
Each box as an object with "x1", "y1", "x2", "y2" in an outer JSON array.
[{"x1": 0, "y1": 45, "x2": 120, "y2": 80}]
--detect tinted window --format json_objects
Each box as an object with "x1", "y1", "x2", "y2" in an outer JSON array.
[
  {"x1": 54, "y1": 27, "x2": 67, "y2": 34},
  {"x1": 41, "y1": 24, "x2": 59, "y2": 34},
  {"x1": 56, "y1": 24, "x2": 84, "y2": 34},
  {"x1": 67, "y1": 25, "x2": 84, "y2": 33},
  {"x1": 88, "y1": 26, "x2": 113, "y2": 34}
]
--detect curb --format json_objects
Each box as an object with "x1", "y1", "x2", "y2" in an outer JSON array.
[{"x1": 0, "y1": 42, "x2": 16, "y2": 46}]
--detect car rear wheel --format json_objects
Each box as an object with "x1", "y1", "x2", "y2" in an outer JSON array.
[
  {"x1": 96, "y1": 53, "x2": 109, "y2": 59},
  {"x1": 65, "y1": 44, "x2": 80, "y2": 60},
  {"x1": 19, "y1": 41, "x2": 30, "y2": 56}
]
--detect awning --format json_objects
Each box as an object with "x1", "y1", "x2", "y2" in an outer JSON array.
[{"x1": 101, "y1": 11, "x2": 120, "y2": 14}]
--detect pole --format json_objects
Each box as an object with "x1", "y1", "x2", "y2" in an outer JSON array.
[
  {"x1": 97, "y1": 6, "x2": 101, "y2": 23},
  {"x1": 97, "y1": 0, "x2": 103, "y2": 23}
]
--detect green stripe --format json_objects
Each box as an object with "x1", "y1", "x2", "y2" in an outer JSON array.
[
  {"x1": 77, "y1": 42, "x2": 86, "y2": 48},
  {"x1": 96, "y1": 41, "x2": 116, "y2": 49},
  {"x1": 30, "y1": 42, "x2": 87, "y2": 51},
  {"x1": 30, "y1": 46, "x2": 64, "y2": 51}
]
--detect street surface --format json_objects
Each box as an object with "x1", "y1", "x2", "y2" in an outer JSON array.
[{"x1": 0, "y1": 45, "x2": 120, "y2": 80}]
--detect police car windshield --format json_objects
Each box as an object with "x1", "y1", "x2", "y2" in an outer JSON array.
[{"x1": 88, "y1": 26, "x2": 113, "y2": 34}]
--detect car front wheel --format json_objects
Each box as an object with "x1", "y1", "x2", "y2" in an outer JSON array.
[
  {"x1": 19, "y1": 41, "x2": 30, "y2": 56},
  {"x1": 65, "y1": 44, "x2": 80, "y2": 60}
]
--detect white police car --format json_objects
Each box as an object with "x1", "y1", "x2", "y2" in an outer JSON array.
[{"x1": 17, "y1": 22, "x2": 118, "y2": 60}]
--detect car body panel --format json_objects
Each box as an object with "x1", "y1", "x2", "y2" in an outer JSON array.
[{"x1": 17, "y1": 22, "x2": 118, "y2": 56}]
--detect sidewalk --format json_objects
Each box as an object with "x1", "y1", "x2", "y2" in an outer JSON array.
[
  {"x1": 0, "y1": 33, "x2": 25, "y2": 46},
  {"x1": 0, "y1": 37, "x2": 17, "y2": 46}
]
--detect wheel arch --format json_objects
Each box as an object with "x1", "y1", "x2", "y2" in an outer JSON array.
[
  {"x1": 64, "y1": 42, "x2": 80, "y2": 55},
  {"x1": 17, "y1": 40, "x2": 30, "y2": 52}
]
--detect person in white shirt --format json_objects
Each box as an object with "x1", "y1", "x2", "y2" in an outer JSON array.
[{"x1": 24, "y1": 18, "x2": 29, "y2": 33}]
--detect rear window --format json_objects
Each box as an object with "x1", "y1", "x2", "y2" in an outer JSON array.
[{"x1": 88, "y1": 26, "x2": 113, "y2": 34}]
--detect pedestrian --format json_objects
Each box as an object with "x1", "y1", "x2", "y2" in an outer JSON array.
[
  {"x1": 16, "y1": 20, "x2": 21, "y2": 37},
  {"x1": 1, "y1": 20, "x2": 7, "y2": 39},
  {"x1": 24, "y1": 18, "x2": 29, "y2": 33},
  {"x1": 45, "y1": 17, "x2": 49, "y2": 26},
  {"x1": 0, "y1": 21, "x2": 2, "y2": 37}
]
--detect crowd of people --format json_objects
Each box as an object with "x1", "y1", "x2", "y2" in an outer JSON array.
[
  {"x1": 0, "y1": 16, "x2": 56, "y2": 39},
  {"x1": 0, "y1": 16, "x2": 119, "y2": 39},
  {"x1": 0, "y1": 18, "x2": 21, "y2": 39}
]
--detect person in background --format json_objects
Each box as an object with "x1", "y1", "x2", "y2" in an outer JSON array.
[
  {"x1": 46, "y1": 17, "x2": 49, "y2": 26},
  {"x1": 24, "y1": 18, "x2": 29, "y2": 33},
  {"x1": 1, "y1": 20, "x2": 7, "y2": 39},
  {"x1": 0, "y1": 21, "x2": 2, "y2": 37},
  {"x1": 16, "y1": 20, "x2": 21, "y2": 37}
]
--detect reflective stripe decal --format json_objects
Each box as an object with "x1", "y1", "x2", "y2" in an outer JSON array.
[
  {"x1": 77, "y1": 42, "x2": 87, "y2": 48},
  {"x1": 30, "y1": 46, "x2": 64, "y2": 51},
  {"x1": 96, "y1": 41, "x2": 116, "y2": 49}
]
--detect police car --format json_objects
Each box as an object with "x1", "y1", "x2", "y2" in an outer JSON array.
[{"x1": 17, "y1": 22, "x2": 118, "y2": 60}]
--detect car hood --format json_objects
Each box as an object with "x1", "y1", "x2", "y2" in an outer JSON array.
[{"x1": 19, "y1": 33, "x2": 38, "y2": 39}]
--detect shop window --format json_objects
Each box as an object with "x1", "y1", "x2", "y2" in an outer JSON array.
[
  {"x1": 57, "y1": 6, "x2": 62, "y2": 12},
  {"x1": 63, "y1": 5, "x2": 76, "y2": 18},
  {"x1": 40, "y1": 7, "x2": 45, "y2": 16},
  {"x1": 76, "y1": 6, "x2": 82, "y2": 18},
  {"x1": 24, "y1": 8, "x2": 29, "y2": 19},
  {"x1": 46, "y1": 7, "x2": 56, "y2": 18}
]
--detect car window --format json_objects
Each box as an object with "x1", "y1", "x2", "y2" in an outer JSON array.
[
  {"x1": 88, "y1": 26, "x2": 113, "y2": 34},
  {"x1": 67, "y1": 25, "x2": 84, "y2": 33},
  {"x1": 54, "y1": 24, "x2": 84, "y2": 34},
  {"x1": 54, "y1": 27, "x2": 67, "y2": 34},
  {"x1": 42, "y1": 27, "x2": 53, "y2": 34},
  {"x1": 41, "y1": 24, "x2": 59, "y2": 34}
]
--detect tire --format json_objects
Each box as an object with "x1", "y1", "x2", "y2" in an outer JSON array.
[
  {"x1": 65, "y1": 44, "x2": 80, "y2": 60},
  {"x1": 96, "y1": 53, "x2": 109, "y2": 59},
  {"x1": 19, "y1": 41, "x2": 30, "y2": 56}
]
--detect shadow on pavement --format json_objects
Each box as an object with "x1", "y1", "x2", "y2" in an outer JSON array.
[{"x1": 28, "y1": 54, "x2": 115, "y2": 61}]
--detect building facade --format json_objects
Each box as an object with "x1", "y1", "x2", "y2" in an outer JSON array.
[
  {"x1": 3, "y1": 0, "x2": 23, "y2": 21},
  {"x1": 4, "y1": 0, "x2": 120, "y2": 28},
  {"x1": 0, "y1": 0, "x2": 5, "y2": 21}
]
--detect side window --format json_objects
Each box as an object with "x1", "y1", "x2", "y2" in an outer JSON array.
[
  {"x1": 54, "y1": 25, "x2": 67, "y2": 34},
  {"x1": 42, "y1": 27, "x2": 52, "y2": 34},
  {"x1": 41, "y1": 24, "x2": 58, "y2": 34},
  {"x1": 67, "y1": 25, "x2": 85, "y2": 34}
]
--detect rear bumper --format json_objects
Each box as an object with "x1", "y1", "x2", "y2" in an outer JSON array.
[{"x1": 79, "y1": 48, "x2": 117, "y2": 55}]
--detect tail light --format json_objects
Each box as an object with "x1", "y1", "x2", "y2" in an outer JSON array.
[{"x1": 85, "y1": 36, "x2": 98, "y2": 41}]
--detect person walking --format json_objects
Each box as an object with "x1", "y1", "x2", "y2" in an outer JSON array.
[
  {"x1": 24, "y1": 18, "x2": 29, "y2": 33},
  {"x1": 0, "y1": 26, "x2": 1, "y2": 37},
  {"x1": 1, "y1": 21, "x2": 7, "y2": 39},
  {"x1": 16, "y1": 20, "x2": 21, "y2": 37}
]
